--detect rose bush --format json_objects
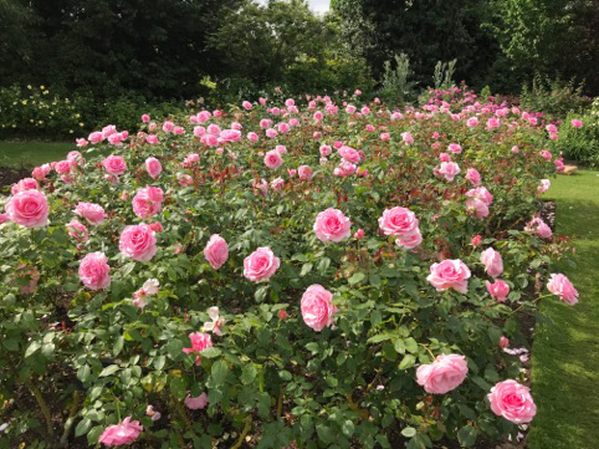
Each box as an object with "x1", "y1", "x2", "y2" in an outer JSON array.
[{"x1": 0, "y1": 89, "x2": 576, "y2": 448}]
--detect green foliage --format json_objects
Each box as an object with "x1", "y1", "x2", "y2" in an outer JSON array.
[
  {"x1": 520, "y1": 74, "x2": 591, "y2": 120},
  {"x1": 550, "y1": 100, "x2": 599, "y2": 167},
  {"x1": 433, "y1": 59, "x2": 458, "y2": 90},
  {"x1": 379, "y1": 53, "x2": 417, "y2": 105}
]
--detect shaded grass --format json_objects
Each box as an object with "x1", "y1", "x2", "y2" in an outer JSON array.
[
  {"x1": 529, "y1": 170, "x2": 599, "y2": 449},
  {"x1": 0, "y1": 141, "x2": 71, "y2": 168}
]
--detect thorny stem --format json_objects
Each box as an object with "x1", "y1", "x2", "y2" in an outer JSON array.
[
  {"x1": 26, "y1": 380, "x2": 54, "y2": 438},
  {"x1": 60, "y1": 390, "x2": 81, "y2": 447},
  {"x1": 231, "y1": 416, "x2": 252, "y2": 449}
]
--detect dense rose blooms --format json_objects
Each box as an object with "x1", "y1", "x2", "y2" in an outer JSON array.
[
  {"x1": 32, "y1": 164, "x2": 52, "y2": 180},
  {"x1": 220, "y1": 129, "x2": 241, "y2": 143},
  {"x1": 145, "y1": 157, "x2": 162, "y2": 179},
  {"x1": 182, "y1": 332, "x2": 213, "y2": 355},
  {"x1": 487, "y1": 380, "x2": 537, "y2": 424},
  {"x1": 74, "y1": 202, "x2": 106, "y2": 225},
  {"x1": 66, "y1": 219, "x2": 89, "y2": 243},
  {"x1": 102, "y1": 155, "x2": 127, "y2": 176},
  {"x1": 416, "y1": 354, "x2": 469, "y2": 394},
  {"x1": 466, "y1": 117, "x2": 479, "y2": 128},
  {"x1": 203, "y1": 234, "x2": 229, "y2": 270},
  {"x1": 6, "y1": 190, "x2": 49, "y2": 227},
  {"x1": 525, "y1": 217, "x2": 552, "y2": 239},
  {"x1": 471, "y1": 234, "x2": 482, "y2": 246},
  {"x1": 185, "y1": 393, "x2": 209, "y2": 410},
  {"x1": 264, "y1": 150, "x2": 283, "y2": 169},
  {"x1": 243, "y1": 247, "x2": 280, "y2": 282},
  {"x1": 242, "y1": 100, "x2": 253, "y2": 110},
  {"x1": 378, "y1": 206, "x2": 419, "y2": 236},
  {"x1": 11, "y1": 177, "x2": 39, "y2": 195},
  {"x1": 132, "y1": 186, "x2": 164, "y2": 219},
  {"x1": 78, "y1": 252, "x2": 111, "y2": 290},
  {"x1": 297, "y1": 165, "x2": 313, "y2": 181},
  {"x1": 486, "y1": 279, "x2": 510, "y2": 302},
  {"x1": 546, "y1": 273, "x2": 579, "y2": 305},
  {"x1": 354, "y1": 228, "x2": 365, "y2": 240},
  {"x1": 99, "y1": 417, "x2": 142, "y2": 447},
  {"x1": 300, "y1": 284, "x2": 337, "y2": 331},
  {"x1": 465, "y1": 168, "x2": 481, "y2": 186},
  {"x1": 319, "y1": 144, "x2": 332, "y2": 157},
  {"x1": 313, "y1": 208, "x2": 352, "y2": 243},
  {"x1": 466, "y1": 186, "x2": 493, "y2": 205},
  {"x1": 247, "y1": 131, "x2": 259, "y2": 143},
  {"x1": 119, "y1": 224, "x2": 157, "y2": 262},
  {"x1": 571, "y1": 119, "x2": 583, "y2": 128},
  {"x1": 427, "y1": 259, "x2": 471, "y2": 294},
  {"x1": 480, "y1": 248, "x2": 503, "y2": 278}
]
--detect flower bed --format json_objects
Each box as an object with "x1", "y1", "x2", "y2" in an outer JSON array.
[{"x1": 0, "y1": 91, "x2": 577, "y2": 448}]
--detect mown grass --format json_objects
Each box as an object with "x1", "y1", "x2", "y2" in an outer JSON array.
[
  {"x1": 0, "y1": 141, "x2": 71, "y2": 168},
  {"x1": 529, "y1": 170, "x2": 599, "y2": 449}
]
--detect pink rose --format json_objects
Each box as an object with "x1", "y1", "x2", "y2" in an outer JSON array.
[
  {"x1": 416, "y1": 354, "x2": 469, "y2": 394},
  {"x1": 546, "y1": 273, "x2": 578, "y2": 305},
  {"x1": 338, "y1": 145, "x2": 361, "y2": 164},
  {"x1": 435, "y1": 161, "x2": 460, "y2": 182},
  {"x1": 66, "y1": 219, "x2": 89, "y2": 243},
  {"x1": 297, "y1": 165, "x2": 313, "y2": 181},
  {"x1": 427, "y1": 259, "x2": 471, "y2": 294},
  {"x1": 185, "y1": 393, "x2": 209, "y2": 410},
  {"x1": 78, "y1": 252, "x2": 111, "y2": 290},
  {"x1": 145, "y1": 157, "x2": 162, "y2": 179},
  {"x1": 99, "y1": 417, "x2": 142, "y2": 447},
  {"x1": 203, "y1": 234, "x2": 229, "y2": 270},
  {"x1": 243, "y1": 247, "x2": 280, "y2": 282},
  {"x1": 447, "y1": 143, "x2": 462, "y2": 154},
  {"x1": 465, "y1": 197, "x2": 489, "y2": 219},
  {"x1": 487, "y1": 380, "x2": 536, "y2": 424},
  {"x1": 486, "y1": 279, "x2": 510, "y2": 302},
  {"x1": 401, "y1": 132, "x2": 414, "y2": 145},
  {"x1": 6, "y1": 190, "x2": 49, "y2": 228},
  {"x1": 74, "y1": 202, "x2": 106, "y2": 225},
  {"x1": 182, "y1": 331, "x2": 213, "y2": 355},
  {"x1": 313, "y1": 208, "x2": 352, "y2": 243},
  {"x1": 465, "y1": 168, "x2": 481, "y2": 186},
  {"x1": 300, "y1": 284, "x2": 337, "y2": 331},
  {"x1": 378, "y1": 206, "x2": 419, "y2": 237},
  {"x1": 480, "y1": 248, "x2": 503, "y2": 278},
  {"x1": 102, "y1": 155, "x2": 127, "y2": 176},
  {"x1": 119, "y1": 224, "x2": 157, "y2": 262},
  {"x1": 471, "y1": 234, "x2": 482, "y2": 246},
  {"x1": 499, "y1": 336, "x2": 510, "y2": 349},
  {"x1": 11, "y1": 178, "x2": 39, "y2": 195},
  {"x1": 264, "y1": 150, "x2": 283, "y2": 169},
  {"x1": 571, "y1": 119, "x2": 583, "y2": 128},
  {"x1": 537, "y1": 179, "x2": 551, "y2": 194},
  {"x1": 395, "y1": 229, "x2": 423, "y2": 249},
  {"x1": 525, "y1": 217, "x2": 552, "y2": 240},
  {"x1": 132, "y1": 186, "x2": 164, "y2": 219}
]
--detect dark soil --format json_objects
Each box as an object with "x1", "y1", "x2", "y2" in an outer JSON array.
[{"x1": 0, "y1": 166, "x2": 30, "y2": 191}]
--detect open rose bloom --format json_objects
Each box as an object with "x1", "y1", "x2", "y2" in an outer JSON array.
[
  {"x1": 416, "y1": 354, "x2": 469, "y2": 394},
  {"x1": 488, "y1": 380, "x2": 537, "y2": 424},
  {"x1": 99, "y1": 417, "x2": 142, "y2": 446}
]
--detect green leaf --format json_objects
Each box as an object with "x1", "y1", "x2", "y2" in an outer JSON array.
[
  {"x1": 201, "y1": 347, "x2": 222, "y2": 359},
  {"x1": 401, "y1": 427, "x2": 417, "y2": 438},
  {"x1": 398, "y1": 354, "x2": 416, "y2": 370},
  {"x1": 24, "y1": 341, "x2": 41, "y2": 358},
  {"x1": 457, "y1": 425, "x2": 478, "y2": 447},
  {"x1": 75, "y1": 418, "x2": 91, "y2": 437},
  {"x1": 99, "y1": 364, "x2": 119, "y2": 377},
  {"x1": 241, "y1": 364, "x2": 257, "y2": 385},
  {"x1": 300, "y1": 263, "x2": 313, "y2": 276},
  {"x1": 348, "y1": 272, "x2": 366, "y2": 285},
  {"x1": 341, "y1": 419, "x2": 355, "y2": 437},
  {"x1": 211, "y1": 360, "x2": 228, "y2": 386},
  {"x1": 77, "y1": 364, "x2": 91, "y2": 382}
]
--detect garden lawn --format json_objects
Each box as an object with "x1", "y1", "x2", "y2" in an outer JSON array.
[
  {"x1": 530, "y1": 170, "x2": 599, "y2": 449},
  {"x1": 0, "y1": 141, "x2": 71, "y2": 168}
]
